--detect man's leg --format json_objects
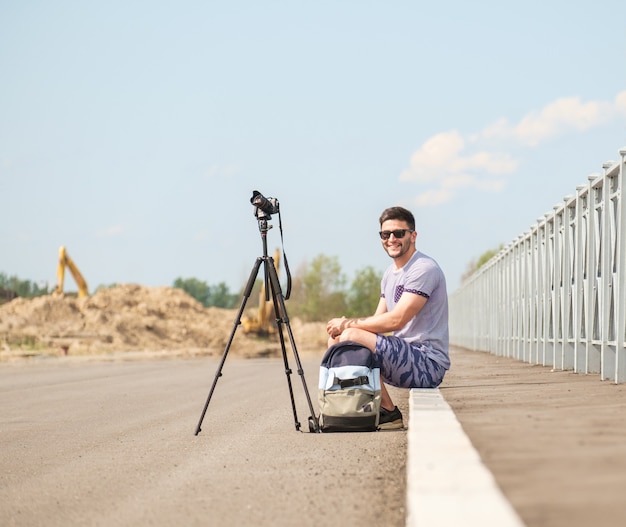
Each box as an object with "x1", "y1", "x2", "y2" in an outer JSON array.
[
  {"x1": 337, "y1": 328, "x2": 396, "y2": 411},
  {"x1": 334, "y1": 328, "x2": 404, "y2": 429},
  {"x1": 379, "y1": 382, "x2": 395, "y2": 411}
]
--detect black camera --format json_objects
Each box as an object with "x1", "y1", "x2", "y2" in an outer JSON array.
[{"x1": 250, "y1": 190, "x2": 279, "y2": 218}]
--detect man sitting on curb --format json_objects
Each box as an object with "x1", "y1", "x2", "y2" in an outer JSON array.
[{"x1": 326, "y1": 206, "x2": 450, "y2": 429}]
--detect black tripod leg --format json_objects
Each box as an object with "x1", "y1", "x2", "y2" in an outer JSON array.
[
  {"x1": 268, "y1": 279, "x2": 300, "y2": 431},
  {"x1": 194, "y1": 257, "x2": 263, "y2": 436},
  {"x1": 267, "y1": 258, "x2": 320, "y2": 433}
]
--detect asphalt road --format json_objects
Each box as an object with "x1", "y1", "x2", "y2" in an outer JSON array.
[{"x1": 0, "y1": 356, "x2": 407, "y2": 527}]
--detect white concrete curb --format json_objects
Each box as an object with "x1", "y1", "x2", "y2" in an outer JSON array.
[{"x1": 406, "y1": 388, "x2": 526, "y2": 527}]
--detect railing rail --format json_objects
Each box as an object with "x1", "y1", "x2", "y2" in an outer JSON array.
[{"x1": 449, "y1": 147, "x2": 626, "y2": 382}]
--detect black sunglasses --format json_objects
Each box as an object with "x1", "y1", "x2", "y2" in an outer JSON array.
[{"x1": 379, "y1": 229, "x2": 413, "y2": 240}]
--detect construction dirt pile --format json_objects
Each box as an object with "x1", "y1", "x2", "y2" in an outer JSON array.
[{"x1": 0, "y1": 284, "x2": 328, "y2": 361}]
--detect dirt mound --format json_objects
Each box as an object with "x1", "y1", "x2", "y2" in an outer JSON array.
[{"x1": 0, "y1": 284, "x2": 327, "y2": 361}]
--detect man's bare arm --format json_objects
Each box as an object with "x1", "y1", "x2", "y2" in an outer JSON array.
[{"x1": 327, "y1": 293, "x2": 427, "y2": 338}]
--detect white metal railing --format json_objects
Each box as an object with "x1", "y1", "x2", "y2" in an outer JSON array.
[{"x1": 449, "y1": 147, "x2": 626, "y2": 383}]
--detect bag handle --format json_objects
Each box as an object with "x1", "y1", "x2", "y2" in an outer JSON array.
[{"x1": 334, "y1": 375, "x2": 370, "y2": 389}]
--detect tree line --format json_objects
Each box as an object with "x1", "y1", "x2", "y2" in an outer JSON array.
[
  {"x1": 174, "y1": 254, "x2": 381, "y2": 321},
  {"x1": 0, "y1": 254, "x2": 382, "y2": 321},
  {"x1": 0, "y1": 273, "x2": 49, "y2": 301},
  {"x1": 3, "y1": 247, "x2": 500, "y2": 317}
]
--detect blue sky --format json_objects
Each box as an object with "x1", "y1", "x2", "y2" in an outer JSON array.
[{"x1": 1, "y1": 1, "x2": 625, "y2": 297}]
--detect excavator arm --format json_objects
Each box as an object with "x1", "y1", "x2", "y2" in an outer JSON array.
[{"x1": 55, "y1": 246, "x2": 89, "y2": 298}]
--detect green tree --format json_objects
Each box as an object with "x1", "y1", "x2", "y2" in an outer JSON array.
[
  {"x1": 290, "y1": 254, "x2": 347, "y2": 321},
  {"x1": 345, "y1": 265, "x2": 381, "y2": 317},
  {"x1": 208, "y1": 281, "x2": 239, "y2": 308},
  {"x1": 173, "y1": 278, "x2": 238, "y2": 308},
  {"x1": 173, "y1": 277, "x2": 209, "y2": 305},
  {"x1": 461, "y1": 245, "x2": 503, "y2": 283},
  {"x1": 0, "y1": 273, "x2": 49, "y2": 299}
]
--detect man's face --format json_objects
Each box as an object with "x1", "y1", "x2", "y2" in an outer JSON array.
[{"x1": 380, "y1": 219, "x2": 415, "y2": 260}]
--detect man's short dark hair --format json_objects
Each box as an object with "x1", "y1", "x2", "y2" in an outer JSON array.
[{"x1": 379, "y1": 207, "x2": 415, "y2": 231}]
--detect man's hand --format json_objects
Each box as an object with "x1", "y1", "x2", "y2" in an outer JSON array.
[{"x1": 326, "y1": 317, "x2": 347, "y2": 339}]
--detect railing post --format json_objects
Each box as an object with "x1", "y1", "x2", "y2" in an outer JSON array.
[
  {"x1": 587, "y1": 174, "x2": 602, "y2": 375},
  {"x1": 613, "y1": 150, "x2": 626, "y2": 382},
  {"x1": 562, "y1": 194, "x2": 576, "y2": 371}
]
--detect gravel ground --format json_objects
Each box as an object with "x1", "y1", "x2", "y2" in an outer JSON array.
[{"x1": 0, "y1": 356, "x2": 408, "y2": 527}]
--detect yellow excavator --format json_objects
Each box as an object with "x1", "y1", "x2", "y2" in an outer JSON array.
[
  {"x1": 54, "y1": 246, "x2": 89, "y2": 298},
  {"x1": 241, "y1": 248, "x2": 281, "y2": 335}
]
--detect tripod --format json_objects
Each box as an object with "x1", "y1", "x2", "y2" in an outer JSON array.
[{"x1": 194, "y1": 215, "x2": 320, "y2": 435}]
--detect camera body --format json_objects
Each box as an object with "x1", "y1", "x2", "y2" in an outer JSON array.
[{"x1": 251, "y1": 190, "x2": 279, "y2": 218}]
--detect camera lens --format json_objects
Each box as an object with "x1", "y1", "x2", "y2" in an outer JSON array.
[{"x1": 251, "y1": 190, "x2": 279, "y2": 215}]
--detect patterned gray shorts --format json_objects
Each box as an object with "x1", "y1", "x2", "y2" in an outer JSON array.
[{"x1": 375, "y1": 335, "x2": 446, "y2": 389}]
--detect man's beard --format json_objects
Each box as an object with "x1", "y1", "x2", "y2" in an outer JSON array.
[{"x1": 385, "y1": 239, "x2": 411, "y2": 260}]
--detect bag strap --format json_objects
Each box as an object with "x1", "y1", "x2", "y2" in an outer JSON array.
[{"x1": 334, "y1": 375, "x2": 370, "y2": 389}]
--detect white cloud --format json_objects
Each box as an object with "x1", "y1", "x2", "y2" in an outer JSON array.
[
  {"x1": 400, "y1": 131, "x2": 465, "y2": 183},
  {"x1": 403, "y1": 90, "x2": 626, "y2": 206},
  {"x1": 97, "y1": 225, "x2": 125, "y2": 238},
  {"x1": 401, "y1": 131, "x2": 516, "y2": 184},
  {"x1": 482, "y1": 91, "x2": 626, "y2": 146},
  {"x1": 452, "y1": 151, "x2": 518, "y2": 175},
  {"x1": 511, "y1": 96, "x2": 614, "y2": 146},
  {"x1": 413, "y1": 188, "x2": 453, "y2": 207},
  {"x1": 401, "y1": 130, "x2": 517, "y2": 205},
  {"x1": 615, "y1": 91, "x2": 626, "y2": 115}
]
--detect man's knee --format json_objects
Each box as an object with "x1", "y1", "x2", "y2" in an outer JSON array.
[
  {"x1": 339, "y1": 328, "x2": 377, "y2": 351},
  {"x1": 339, "y1": 327, "x2": 361, "y2": 342}
]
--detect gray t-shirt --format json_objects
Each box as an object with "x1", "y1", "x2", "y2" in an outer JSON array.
[{"x1": 381, "y1": 250, "x2": 450, "y2": 369}]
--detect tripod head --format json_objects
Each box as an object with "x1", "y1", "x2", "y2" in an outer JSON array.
[
  {"x1": 251, "y1": 190, "x2": 279, "y2": 221},
  {"x1": 249, "y1": 189, "x2": 292, "y2": 299}
]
